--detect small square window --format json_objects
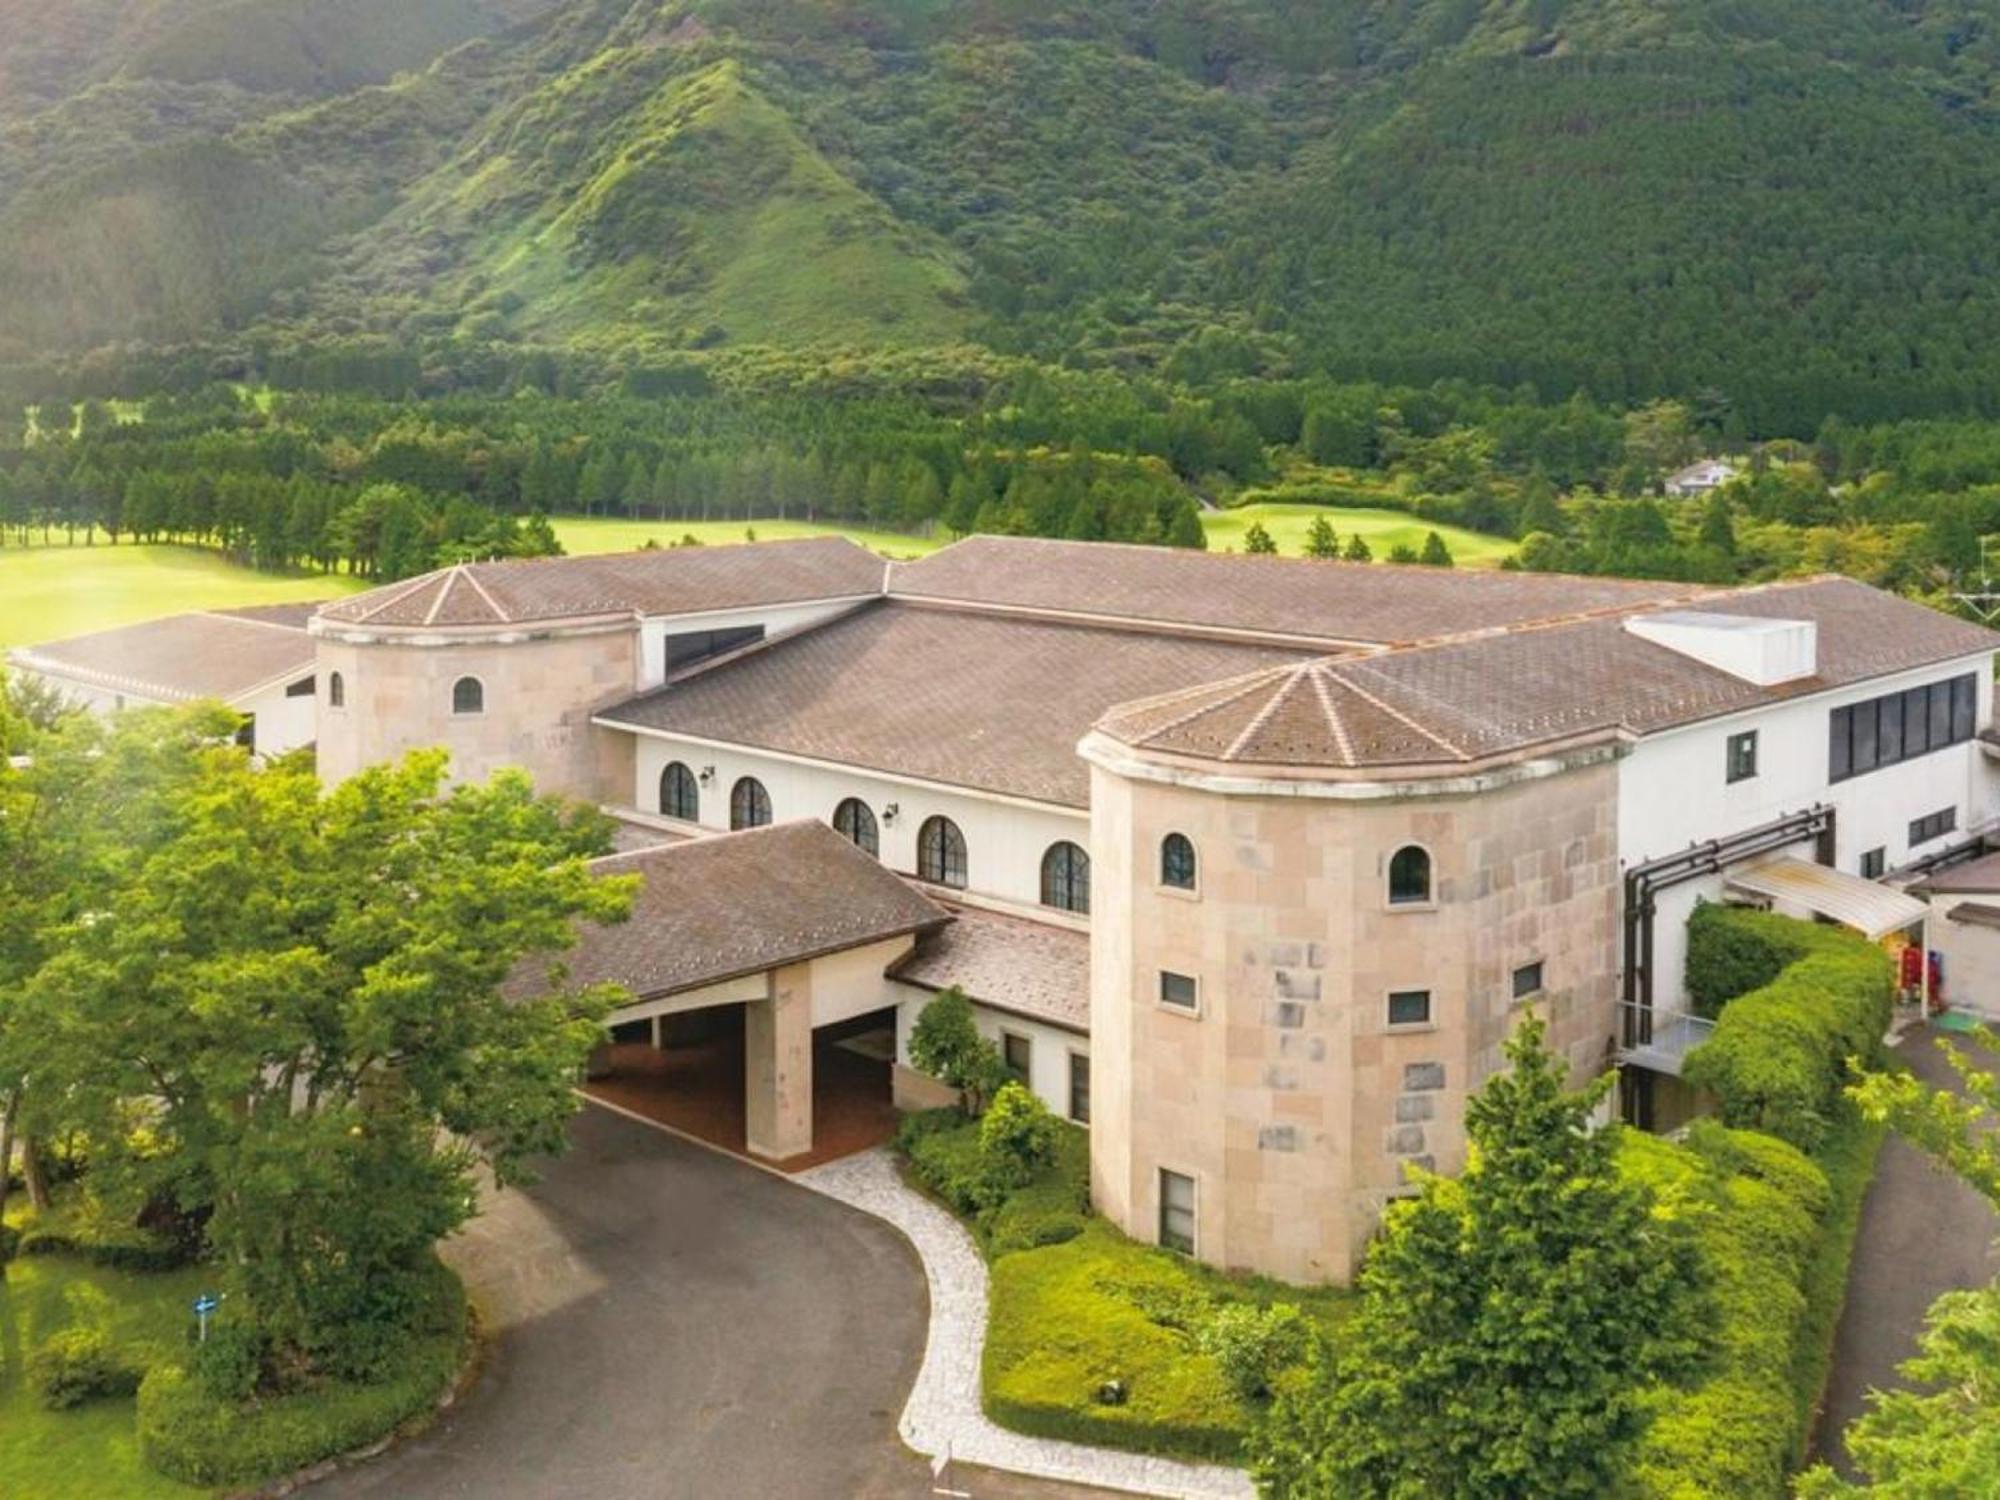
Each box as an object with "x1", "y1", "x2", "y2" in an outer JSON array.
[
  {"x1": 1159, "y1": 1168, "x2": 1196, "y2": 1255},
  {"x1": 1068, "y1": 1052, "x2": 1090, "y2": 1125},
  {"x1": 1002, "y1": 1031, "x2": 1031, "y2": 1080},
  {"x1": 1387, "y1": 989, "x2": 1431, "y2": 1027},
  {"x1": 1860, "y1": 847, "x2": 1886, "y2": 880},
  {"x1": 1512, "y1": 961, "x2": 1545, "y2": 1001},
  {"x1": 1726, "y1": 730, "x2": 1758, "y2": 783},
  {"x1": 1159, "y1": 971, "x2": 1199, "y2": 1012},
  {"x1": 1910, "y1": 807, "x2": 1959, "y2": 847}
]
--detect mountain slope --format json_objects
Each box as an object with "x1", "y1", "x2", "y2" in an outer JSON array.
[{"x1": 8, "y1": 0, "x2": 2000, "y2": 428}]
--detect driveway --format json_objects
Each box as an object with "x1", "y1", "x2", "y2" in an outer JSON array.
[
  {"x1": 312, "y1": 1101, "x2": 1110, "y2": 1500},
  {"x1": 1816, "y1": 1027, "x2": 2000, "y2": 1476}
]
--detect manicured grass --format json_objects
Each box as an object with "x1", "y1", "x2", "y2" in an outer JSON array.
[
  {"x1": 0, "y1": 1255, "x2": 213, "y2": 1499},
  {"x1": 1202, "y1": 504, "x2": 1517, "y2": 566},
  {"x1": 0, "y1": 540, "x2": 363, "y2": 648},
  {"x1": 547, "y1": 515, "x2": 946, "y2": 558}
]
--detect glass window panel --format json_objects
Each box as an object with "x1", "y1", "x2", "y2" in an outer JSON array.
[
  {"x1": 1387, "y1": 989, "x2": 1432, "y2": 1026},
  {"x1": 1830, "y1": 707, "x2": 1852, "y2": 781},
  {"x1": 1876, "y1": 694, "x2": 1903, "y2": 764},
  {"x1": 1931, "y1": 681, "x2": 1953, "y2": 748},
  {"x1": 1904, "y1": 687, "x2": 1931, "y2": 756},
  {"x1": 1953, "y1": 674, "x2": 1978, "y2": 742}
]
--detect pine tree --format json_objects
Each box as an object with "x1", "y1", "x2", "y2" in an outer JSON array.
[
  {"x1": 1342, "y1": 533, "x2": 1373, "y2": 562},
  {"x1": 1243, "y1": 520, "x2": 1279, "y2": 554},
  {"x1": 1305, "y1": 513, "x2": 1339, "y2": 558},
  {"x1": 1419, "y1": 530, "x2": 1455, "y2": 567}
]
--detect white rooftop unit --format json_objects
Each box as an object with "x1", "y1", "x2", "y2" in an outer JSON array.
[{"x1": 1623, "y1": 611, "x2": 1818, "y2": 686}]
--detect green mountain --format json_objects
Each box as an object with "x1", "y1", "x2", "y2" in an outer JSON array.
[{"x1": 8, "y1": 0, "x2": 2000, "y2": 428}]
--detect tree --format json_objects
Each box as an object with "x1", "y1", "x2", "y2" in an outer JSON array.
[
  {"x1": 1243, "y1": 520, "x2": 1279, "y2": 554},
  {"x1": 1304, "y1": 513, "x2": 1339, "y2": 559},
  {"x1": 13, "y1": 722, "x2": 635, "y2": 1377},
  {"x1": 1251, "y1": 1017, "x2": 1704, "y2": 1500},
  {"x1": 1698, "y1": 491, "x2": 1737, "y2": 556},
  {"x1": 1419, "y1": 530, "x2": 1455, "y2": 567},
  {"x1": 1850, "y1": 1028, "x2": 2000, "y2": 1206},
  {"x1": 1796, "y1": 1280, "x2": 2000, "y2": 1497},
  {"x1": 979, "y1": 1081, "x2": 1061, "y2": 1186},
  {"x1": 1342, "y1": 533, "x2": 1372, "y2": 562},
  {"x1": 907, "y1": 987, "x2": 1007, "y2": 1112}
]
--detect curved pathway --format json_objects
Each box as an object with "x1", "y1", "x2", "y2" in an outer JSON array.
[
  {"x1": 1816, "y1": 1026, "x2": 2000, "y2": 1476},
  {"x1": 311, "y1": 1103, "x2": 1110, "y2": 1499}
]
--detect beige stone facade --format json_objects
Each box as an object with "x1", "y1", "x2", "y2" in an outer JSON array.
[
  {"x1": 313, "y1": 621, "x2": 637, "y2": 797},
  {"x1": 1085, "y1": 748, "x2": 1623, "y2": 1284}
]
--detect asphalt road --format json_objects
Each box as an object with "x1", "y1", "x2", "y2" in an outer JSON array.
[
  {"x1": 1816, "y1": 1027, "x2": 2000, "y2": 1476},
  {"x1": 310, "y1": 1102, "x2": 1108, "y2": 1500}
]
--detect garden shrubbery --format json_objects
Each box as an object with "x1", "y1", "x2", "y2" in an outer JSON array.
[
  {"x1": 29, "y1": 1327, "x2": 145, "y2": 1410},
  {"x1": 1682, "y1": 905, "x2": 1894, "y2": 1151},
  {"x1": 137, "y1": 1256, "x2": 468, "y2": 1487}
]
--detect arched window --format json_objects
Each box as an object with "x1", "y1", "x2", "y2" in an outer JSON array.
[
  {"x1": 451, "y1": 676, "x2": 484, "y2": 716},
  {"x1": 832, "y1": 798, "x2": 879, "y2": 857},
  {"x1": 327, "y1": 671, "x2": 345, "y2": 710},
  {"x1": 1041, "y1": 841, "x2": 1091, "y2": 914},
  {"x1": 1160, "y1": 832, "x2": 1196, "y2": 891},
  {"x1": 660, "y1": 761, "x2": 699, "y2": 822},
  {"x1": 730, "y1": 776, "x2": 772, "y2": 831},
  {"x1": 1388, "y1": 845, "x2": 1433, "y2": 906},
  {"x1": 917, "y1": 815, "x2": 967, "y2": 889}
]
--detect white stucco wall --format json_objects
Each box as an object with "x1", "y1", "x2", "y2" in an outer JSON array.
[
  {"x1": 1925, "y1": 897, "x2": 2000, "y2": 1019},
  {"x1": 892, "y1": 987, "x2": 1089, "y2": 1122},
  {"x1": 619, "y1": 729, "x2": 1092, "y2": 911},
  {"x1": 14, "y1": 667, "x2": 317, "y2": 757},
  {"x1": 1619, "y1": 653, "x2": 1999, "y2": 1007},
  {"x1": 636, "y1": 599, "x2": 873, "y2": 691}
]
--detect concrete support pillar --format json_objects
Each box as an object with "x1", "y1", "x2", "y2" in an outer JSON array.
[
  {"x1": 651, "y1": 1013, "x2": 664, "y2": 1050},
  {"x1": 746, "y1": 963, "x2": 813, "y2": 1161}
]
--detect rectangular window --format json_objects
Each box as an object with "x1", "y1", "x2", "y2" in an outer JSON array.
[
  {"x1": 1002, "y1": 1031, "x2": 1032, "y2": 1080},
  {"x1": 1910, "y1": 807, "x2": 1959, "y2": 847},
  {"x1": 1068, "y1": 1052, "x2": 1090, "y2": 1125},
  {"x1": 1831, "y1": 674, "x2": 1977, "y2": 783},
  {"x1": 1726, "y1": 730, "x2": 1759, "y2": 784},
  {"x1": 1512, "y1": 961, "x2": 1545, "y2": 1000},
  {"x1": 665, "y1": 624, "x2": 766, "y2": 673},
  {"x1": 284, "y1": 676, "x2": 315, "y2": 699},
  {"x1": 1159, "y1": 971, "x2": 1199, "y2": 1012},
  {"x1": 1159, "y1": 1168, "x2": 1196, "y2": 1255},
  {"x1": 1860, "y1": 847, "x2": 1887, "y2": 880},
  {"x1": 1386, "y1": 989, "x2": 1432, "y2": 1027}
]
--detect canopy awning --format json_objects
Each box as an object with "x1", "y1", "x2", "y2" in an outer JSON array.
[{"x1": 1725, "y1": 856, "x2": 1929, "y2": 941}]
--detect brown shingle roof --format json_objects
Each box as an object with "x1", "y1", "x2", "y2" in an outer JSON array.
[
  {"x1": 1099, "y1": 577, "x2": 2000, "y2": 773},
  {"x1": 1914, "y1": 851, "x2": 2000, "y2": 895},
  {"x1": 595, "y1": 602, "x2": 1311, "y2": 807},
  {"x1": 889, "y1": 535, "x2": 1699, "y2": 646},
  {"x1": 890, "y1": 905, "x2": 1090, "y2": 1033},
  {"x1": 516, "y1": 820, "x2": 949, "y2": 1003},
  {"x1": 318, "y1": 536, "x2": 887, "y2": 628},
  {"x1": 10, "y1": 608, "x2": 317, "y2": 704}
]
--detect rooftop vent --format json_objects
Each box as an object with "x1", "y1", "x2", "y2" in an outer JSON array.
[{"x1": 1623, "y1": 611, "x2": 1817, "y2": 686}]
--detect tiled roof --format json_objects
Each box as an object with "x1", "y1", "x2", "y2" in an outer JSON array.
[
  {"x1": 10, "y1": 606, "x2": 318, "y2": 704},
  {"x1": 318, "y1": 536, "x2": 887, "y2": 628},
  {"x1": 512, "y1": 820, "x2": 949, "y2": 1003},
  {"x1": 596, "y1": 602, "x2": 1311, "y2": 807},
  {"x1": 1099, "y1": 577, "x2": 2000, "y2": 773},
  {"x1": 890, "y1": 905, "x2": 1090, "y2": 1033},
  {"x1": 889, "y1": 535, "x2": 1699, "y2": 646},
  {"x1": 1914, "y1": 851, "x2": 2000, "y2": 895}
]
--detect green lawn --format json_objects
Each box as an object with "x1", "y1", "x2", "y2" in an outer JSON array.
[
  {"x1": 548, "y1": 515, "x2": 945, "y2": 558},
  {"x1": 0, "y1": 541, "x2": 363, "y2": 649},
  {"x1": 1203, "y1": 504, "x2": 1517, "y2": 567},
  {"x1": 0, "y1": 1256, "x2": 213, "y2": 1499}
]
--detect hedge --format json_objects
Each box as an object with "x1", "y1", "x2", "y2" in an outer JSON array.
[
  {"x1": 13, "y1": 1190, "x2": 193, "y2": 1273},
  {"x1": 1681, "y1": 907, "x2": 1894, "y2": 1152},
  {"x1": 137, "y1": 1259, "x2": 467, "y2": 1487},
  {"x1": 1623, "y1": 1122, "x2": 1832, "y2": 1499}
]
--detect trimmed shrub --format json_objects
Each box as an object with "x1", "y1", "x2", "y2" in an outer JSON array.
[
  {"x1": 138, "y1": 1261, "x2": 467, "y2": 1488},
  {"x1": 1197, "y1": 1303, "x2": 1309, "y2": 1403},
  {"x1": 979, "y1": 1082, "x2": 1062, "y2": 1187},
  {"x1": 1622, "y1": 1122, "x2": 1832, "y2": 1499},
  {"x1": 902, "y1": 1110, "x2": 1012, "y2": 1216},
  {"x1": 30, "y1": 1327, "x2": 144, "y2": 1409},
  {"x1": 1682, "y1": 910, "x2": 1893, "y2": 1152}
]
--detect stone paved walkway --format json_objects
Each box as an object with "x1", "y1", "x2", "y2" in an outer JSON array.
[{"x1": 797, "y1": 1147, "x2": 1256, "y2": 1500}]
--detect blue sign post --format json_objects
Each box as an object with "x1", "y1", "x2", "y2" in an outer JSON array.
[{"x1": 193, "y1": 1293, "x2": 220, "y2": 1344}]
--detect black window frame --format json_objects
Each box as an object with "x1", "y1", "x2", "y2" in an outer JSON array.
[
  {"x1": 1512, "y1": 961, "x2": 1545, "y2": 1000},
  {"x1": 664, "y1": 624, "x2": 766, "y2": 673},
  {"x1": 1040, "y1": 840, "x2": 1091, "y2": 914},
  {"x1": 1386, "y1": 989, "x2": 1432, "y2": 1028},
  {"x1": 1160, "y1": 832, "x2": 1197, "y2": 891},
  {"x1": 832, "y1": 797, "x2": 879, "y2": 857},
  {"x1": 1831, "y1": 674, "x2": 1978, "y2": 783},
  {"x1": 326, "y1": 671, "x2": 344, "y2": 709},
  {"x1": 451, "y1": 675, "x2": 484, "y2": 716},
  {"x1": 1725, "y1": 729, "x2": 1759, "y2": 784},
  {"x1": 1068, "y1": 1051, "x2": 1090, "y2": 1125},
  {"x1": 1387, "y1": 845, "x2": 1433, "y2": 906},
  {"x1": 660, "y1": 761, "x2": 700, "y2": 821},
  {"x1": 1158, "y1": 1168, "x2": 1196, "y2": 1256},
  {"x1": 1159, "y1": 970, "x2": 1199, "y2": 1012},
  {"x1": 1909, "y1": 806, "x2": 1959, "y2": 847},
  {"x1": 729, "y1": 776, "x2": 772, "y2": 831},
  {"x1": 1001, "y1": 1030, "x2": 1032, "y2": 1081},
  {"x1": 1860, "y1": 846, "x2": 1887, "y2": 880},
  {"x1": 916, "y1": 815, "x2": 968, "y2": 889}
]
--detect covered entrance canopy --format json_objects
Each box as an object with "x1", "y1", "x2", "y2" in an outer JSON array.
[{"x1": 1724, "y1": 855, "x2": 1928, "y2": 940}]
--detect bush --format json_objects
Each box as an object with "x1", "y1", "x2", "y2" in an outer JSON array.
[
  {"x1": 901, "y1": 1110, "x2": 1012, "y2": 1216},
  {"x1": 1197, "y1": 1303, "x2": 1309, "y2": 1403},
  {"x1": 1682, "y1": 909, "x2": 1893, "y2": 1152},
  {"x1": 1622, "y1": 1122, "x2": 1833, "y2": 1499},
  {"x1": 907, "y1": 987, "x2": 1009, "y2": 1111},
  {"x1": 14, "y1": 1189, "x2": 194, "y2": 1272},
  {"x1": 979, "y1": 1082, "x2": 1062, "y2": 1187},
  {"x1": 1684, "y1": 901, "x2": 1861, "y2": 1017},
  {"x1": 30, "y1": 1327, "x2": 144, "y2": 1410},
  {"x1": 138, "y1": 1260, "x2": 467, "y2": 1488}
]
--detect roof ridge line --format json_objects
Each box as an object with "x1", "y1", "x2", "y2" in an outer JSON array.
[
  {"x1": 341, "y1": 569, "x2": 447, "y2": 624},
  {"x1": 193, "y1": 610, "x2": 310, "y2": 636},
  {"x1": 1330, "y1": 661, "x2": 1474, "y2": 762},
  {"x1": 1131, "y1": 667, "x2": 1295, "y2": 748},
  {"x1": 1221, "y1": 666, "x2": 1317, "y2": 762},
  {"x1": 422, "y1": 566, "x2": 467, "y2": 627},
  {"x1": 1304, "y1": 663, "x2": 1359, "y2": 766},
  {"x1": 456, "y1": 564, "x2": 512, "y2": 624}
]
